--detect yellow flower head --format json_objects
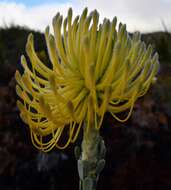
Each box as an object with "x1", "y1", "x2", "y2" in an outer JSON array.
[{"x1": 15, "y1": 8, "x2": 159, "y2": 152}]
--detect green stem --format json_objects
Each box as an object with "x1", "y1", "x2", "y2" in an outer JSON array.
[{"x1": 75, "y1": 122, "x2": 106, "y2": 190}]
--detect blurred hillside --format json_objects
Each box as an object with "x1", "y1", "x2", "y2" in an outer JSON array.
[
  {"x1": 0, "y1": 26, "x2": 171, "y2": 190},
  {"x1": 0, "y1": 26, "x2": 46, "y2": 84}
]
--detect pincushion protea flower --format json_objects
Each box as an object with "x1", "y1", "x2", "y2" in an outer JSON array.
[{"x1": 15, "y1": 8, "x2": 159, "y2": 153}]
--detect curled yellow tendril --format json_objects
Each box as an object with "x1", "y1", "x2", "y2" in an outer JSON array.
[{"x1": 15, "y1": 7, "x2": 159, "y2": 152}]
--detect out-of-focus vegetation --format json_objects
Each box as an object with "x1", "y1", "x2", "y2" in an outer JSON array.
[
  {"x1": 0, "y1": 26, "x2": 171, "y2": 190},
  {"x1": 0, "y1": 26, "x2": 46, "y2": 84},
  {"x1": 142, "y1": 32, "x2": 171, "y2": 63}
]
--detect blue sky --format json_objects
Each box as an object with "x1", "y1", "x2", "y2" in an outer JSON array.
[{"x1": 5, "y1": 0, "x2": 69, "y2": 6}]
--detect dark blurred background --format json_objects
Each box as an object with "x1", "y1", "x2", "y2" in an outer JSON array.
[{"x1": 0, "y1": 26, "x2": 171, "y2": 190}]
